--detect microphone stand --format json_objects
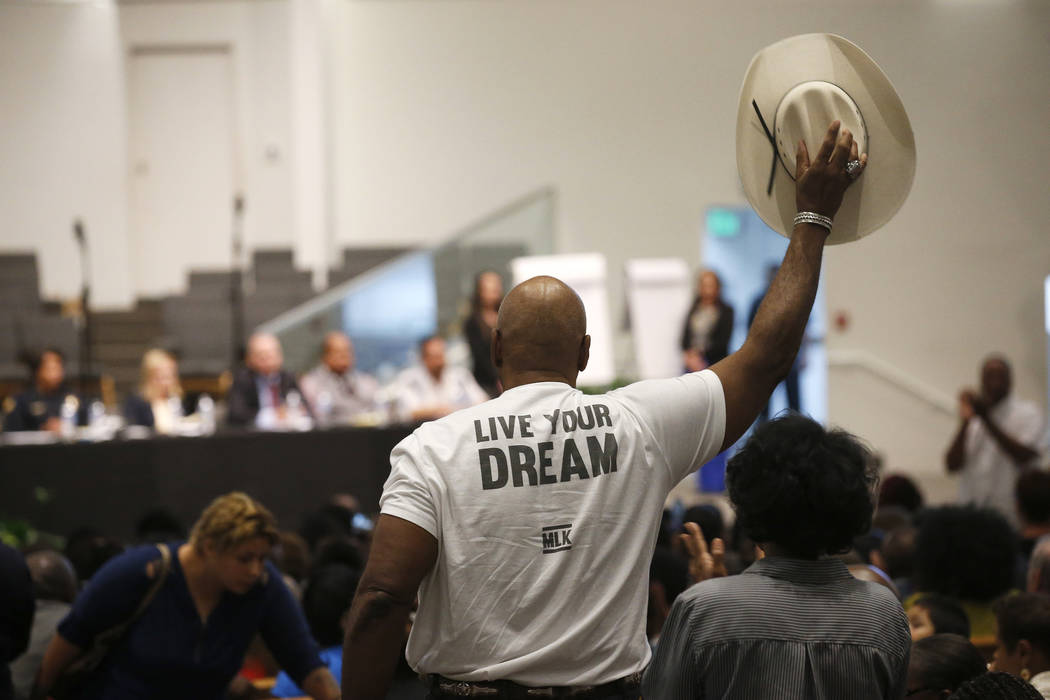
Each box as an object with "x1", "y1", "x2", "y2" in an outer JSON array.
[
  {"x1": 73, "y1": 219, "x2": 92, "y2": 394},
  {"x1": 230, "y1": 195, "x2": 246, "y2": 368}
]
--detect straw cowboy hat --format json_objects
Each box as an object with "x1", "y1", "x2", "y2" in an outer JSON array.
[{"x1": 737, "y1": 33, "x2": 916, "y2": 244}]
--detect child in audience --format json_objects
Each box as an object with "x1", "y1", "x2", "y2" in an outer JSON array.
[{"x1": 909, "y1": 595, "x2": 972, "y2": 641}]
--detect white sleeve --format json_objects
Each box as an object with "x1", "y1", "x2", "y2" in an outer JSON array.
[
  {"x1": 610, "y1": 369, "x2": 726, "y2": 483},
  {"x1": 1013, "y1": 403, "x2": 1046, "y2": 447},
  {"x1": 379, "y1": 433, "x2": 439, "y2": 538}
]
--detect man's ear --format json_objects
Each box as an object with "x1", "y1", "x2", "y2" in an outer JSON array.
[
  {"x1": 491, "y1": 328, "x2": 503, "y2": 369},
  {"x1": 578, "y1": 335, "x2": 591, "y2": 373},
  {"x1": 1019, "y1": 638, "x2": 1033, "y2": 664}
]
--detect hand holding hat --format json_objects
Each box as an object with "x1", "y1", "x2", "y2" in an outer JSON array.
[{"x1": 795, "y1": 120, "x2": 868, "y2": 222}]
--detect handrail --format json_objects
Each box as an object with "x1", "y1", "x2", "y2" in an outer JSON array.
[
  {"x1": 826, "y1": 348, "x2": 955, "y2": 416},
  {"x1": 258, "y1": 187, "x2": 555, "y2": 334}
]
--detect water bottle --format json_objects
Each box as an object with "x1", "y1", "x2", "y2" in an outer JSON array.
[
  {"x1": 316, "y1": 390, "x2": 333, "y2": 427},
  {"x1": 197, "y1": 394, "x2": 215, "y2": 435},
  {"x1": 60, "y1": 395, "x2": 78, "y2": 441}
]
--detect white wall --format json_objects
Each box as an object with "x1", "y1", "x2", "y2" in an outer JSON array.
[
  {"x1": 0, "y1": 4, "x2": 129, "y2": 306},
  {"x1": 331, "y1": 0, "x2": 1050, "y2": 496},
  {"x1": 0, "y1": 0, "x2": 297, "y2": 306}
]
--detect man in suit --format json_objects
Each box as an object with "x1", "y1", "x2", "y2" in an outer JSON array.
[{"x1": 226, "y1": 333, "x2": 312, "y2": 428}]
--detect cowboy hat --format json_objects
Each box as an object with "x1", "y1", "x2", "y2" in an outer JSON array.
[{"x1": 736, "y1": 33, "x2": 915, "y2": 244}]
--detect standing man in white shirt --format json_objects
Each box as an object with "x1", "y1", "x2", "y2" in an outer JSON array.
[
  {"x1": 946, "y1": 355, "x2": 1045, "y2": 528},
  {"x1": 342, "y1": 121, "x2": 862, "y2": 699},
  {"x1": 393, "y1": 336, "x2": 489, "y2": 423}
]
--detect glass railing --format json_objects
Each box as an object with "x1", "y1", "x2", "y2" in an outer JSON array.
[{"x1": 258, "y1": 188, "x2": 556, "y2": 383}]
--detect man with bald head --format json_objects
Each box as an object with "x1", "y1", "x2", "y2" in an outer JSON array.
[
  {"x1": 344, "y1": 121, "x2": 862, "y2": 699},
  {"x1": 946, "y1": 354, "x2": 1045, "y2": 526},
  {"x1": 300, "y1": 332, "x2": 380, "y2": 426},
  {"x1": 226, "y1": 332, "x2": 312, "y2": 428}
]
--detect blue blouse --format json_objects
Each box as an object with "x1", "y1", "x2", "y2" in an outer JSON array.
[{"x1": 57, "y1": 543, "x2": 322, "y2": 700}]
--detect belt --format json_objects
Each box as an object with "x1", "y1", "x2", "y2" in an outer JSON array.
[{"x1": 425, "y1": 672, "x2": 642, "y2": 700}]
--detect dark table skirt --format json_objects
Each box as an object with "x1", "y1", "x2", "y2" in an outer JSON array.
[{"x1": 0, "y1": 426, "x2": 413, "y2": 541}]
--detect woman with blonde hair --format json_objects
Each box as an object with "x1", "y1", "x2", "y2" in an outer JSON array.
[
  {"x1": 123, "y1": 349, "x2": 190, "y2": 434},
  {"x1": 33, "y1": 493, "x2": 339, "y2": 700}
]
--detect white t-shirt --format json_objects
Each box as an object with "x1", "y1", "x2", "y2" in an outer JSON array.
[
  {"x1": 958, "y1": 396, "x2": 1044, "y2": 527},
  {"x1": 380, "y1": 370, "x2": 726, "y2": 686},
  {"x1": 394, "y1": 365, "x2": 489, "y2": 422}
]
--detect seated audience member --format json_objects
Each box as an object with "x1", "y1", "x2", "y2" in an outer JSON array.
[
  {"x1": 907, "y1": 634, "x2": 988, "y2": 699},
  {"x1": 62, "y1": 529, "x2": 123, "y2": 587},
  {"x1": 275, "y1": 532, "x2": 312, "y2": 585},
  {"x1": 643, "y1": 415, "x2": 910, "y2": 700},
  {"x1": 991, "y1": 593, "x2": 1050, "y2": 698},
  {"x1": 393, "y1": 335, "x2": 488, "y2": 422},
  {"x1": 1018, "y1": 471, "x2": 1050, "y2": 560},
  {"x1": 300, "y1": 332, "x2": 380, "y2": 426},
  {"x1": 462, "y1": 271, "x2": 504, "y2": 398},
  {"x1": 2, "y1": 349, "x2": 84, "y2": 433},
  {"x1": 949, "y1": 671, "x2": 1045, "y2": 700},
  {"x1": 910, "y1": 505, "x2": 1018, "y2": 638},
  {"x1": 1, "y1": 543, "x2": 34, "y2": 700},
  {"x1": 10, "y1": 550, "x2": 78, "y2": 700},
  {"x1": 875, "y1": 525, "x2": 919, "y2": 598},
  {"x1": 880, "y1": 473, "x2": 925, "y2": 514},
  {"x1": 226, "y1": 333, "x2": 312, "y2": 428},
  {"x1": 272, "y1": 564, "x2": 360, "y2": 698},
  {"x1": 123, "y1": 349, "x2": 192, "y2": 433},
  {"x1": 909, "y1": 595, "x2": 972, "y2": 642},
  {"x1": 35, "y1": 492, "x2": 339, "y2": 700}
]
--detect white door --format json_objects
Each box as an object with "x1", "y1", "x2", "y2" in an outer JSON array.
[{"x1": 129, "y1": 46, "x2": 236, "y2": 297}]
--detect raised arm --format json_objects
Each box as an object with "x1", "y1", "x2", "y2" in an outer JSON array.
[
  {"x1": 342, "y1": 514, "x2": 438, "y2": 700},
  {"x1": 712, "y1": 121, "x2": 864, "y2": 450}
]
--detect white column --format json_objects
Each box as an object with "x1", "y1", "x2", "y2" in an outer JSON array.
[{"x1": 289, "y1": 0, "x2": 334, "y2": 290}]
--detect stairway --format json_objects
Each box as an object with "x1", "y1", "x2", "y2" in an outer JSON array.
[{"x1": 89, "y1": 300, "x2": 165, "y2": 398}]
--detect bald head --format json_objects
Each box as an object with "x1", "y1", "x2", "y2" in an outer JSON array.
[
  {"x1": 494, "y1": 276, "x2": 589, "y2": 387},
  {"x1": 322, "y1": 331, "x2": 354, "y2": 375},
  {"x1": 26, "y1": 550, "x2": 78, "y2": 603},
  {"x1": 247, "y1": 332, "x2": 283, "y2": 377}
]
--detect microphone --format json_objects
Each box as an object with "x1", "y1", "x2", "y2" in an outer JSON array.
[
  {"x1": 234, "y1": 194, "x2": 244, "y2": 216},
  {"x1": 73, "y1": 219, "x2": 85, "y2": 245}
]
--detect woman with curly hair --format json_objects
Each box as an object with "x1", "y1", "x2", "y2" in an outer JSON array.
[
  {"x1": 33, "y1": 493, "x2": 340, "y2": 700},
  {"x1": 643, "y1": 414, "x2": 910, "y2": 700}
]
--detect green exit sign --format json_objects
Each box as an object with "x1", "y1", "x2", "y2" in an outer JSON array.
[{"x1": 707, "y1": 208, "x2": 741, "y2": 237}]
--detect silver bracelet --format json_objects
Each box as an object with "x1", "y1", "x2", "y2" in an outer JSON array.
[{"x1": 793, "y1": 211, "x2": 833, "y2": 232}]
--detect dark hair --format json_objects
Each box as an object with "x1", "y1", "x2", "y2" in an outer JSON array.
[
  {"x1": 419, "y1": 335, "x2": 444, "y2": 353},
  {"x1": 64, "y1": 528, "x2": 124, "y2": 583},
  {"x1": 134, "y1": 508, "x2": 185, "y2": 544},
  {"x1": 302, "y1": 564, "x2": 360, "y2": 647},
  {"x1": 948, "y1": 671, "x2": 1043, "y2": 700},
  {"x1": 914, "y1": 506, "x2": 1017, "y2": 602},
  {"x1": 1017, "y1": 471, "x2": 1050, "y2": 525},
  {"x1": 910, "y1": 634, "x2": 987, "y2": 694},
  {"x1": 24, "y1": 347, "x2": 64, "y2": 380},
  {"x1": 880, "y1": 526, "x2": 918, "y2": 580},
  {"x1": 299, "y1": 504, "x2": 355, "y2": 552},
  {"x1": 879, "y1": 474, "x2": 924, "y2": 513},
  {"x1": 311, "y1": 536, "x2": 365, "y2": 575},
  {"x1": 649, "y1": 546, "x2": 688, "y2": 605},
  {"x1": 275, "y1": 531, "x2": 312, "y2": 583},
  {"x1": 993, "y1": 593, "x2": 1050, "y2": 657},
  {"x1": 681, "y1": 505, "x2": 724, "y2": 545},
  {"x1": 471, "y1": 270, "x2": 503, "y2": 315},
  {"x1": 726, "y1": 414, "x2": 877, "y2": 558},
  {"x1": 913, "y1": 596, "x2": 971, "y2": 638},
  {"x1": 25, "y1": 550, "x2": 79, "y2": 604}
]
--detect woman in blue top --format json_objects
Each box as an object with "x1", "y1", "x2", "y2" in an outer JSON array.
[{"x1": 34, "y1": 492, "x2": 340, "y2": 700}]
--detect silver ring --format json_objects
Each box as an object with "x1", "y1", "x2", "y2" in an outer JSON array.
[{"x1": 846, "y1": 159, "x2": 863, "y2": 180}]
